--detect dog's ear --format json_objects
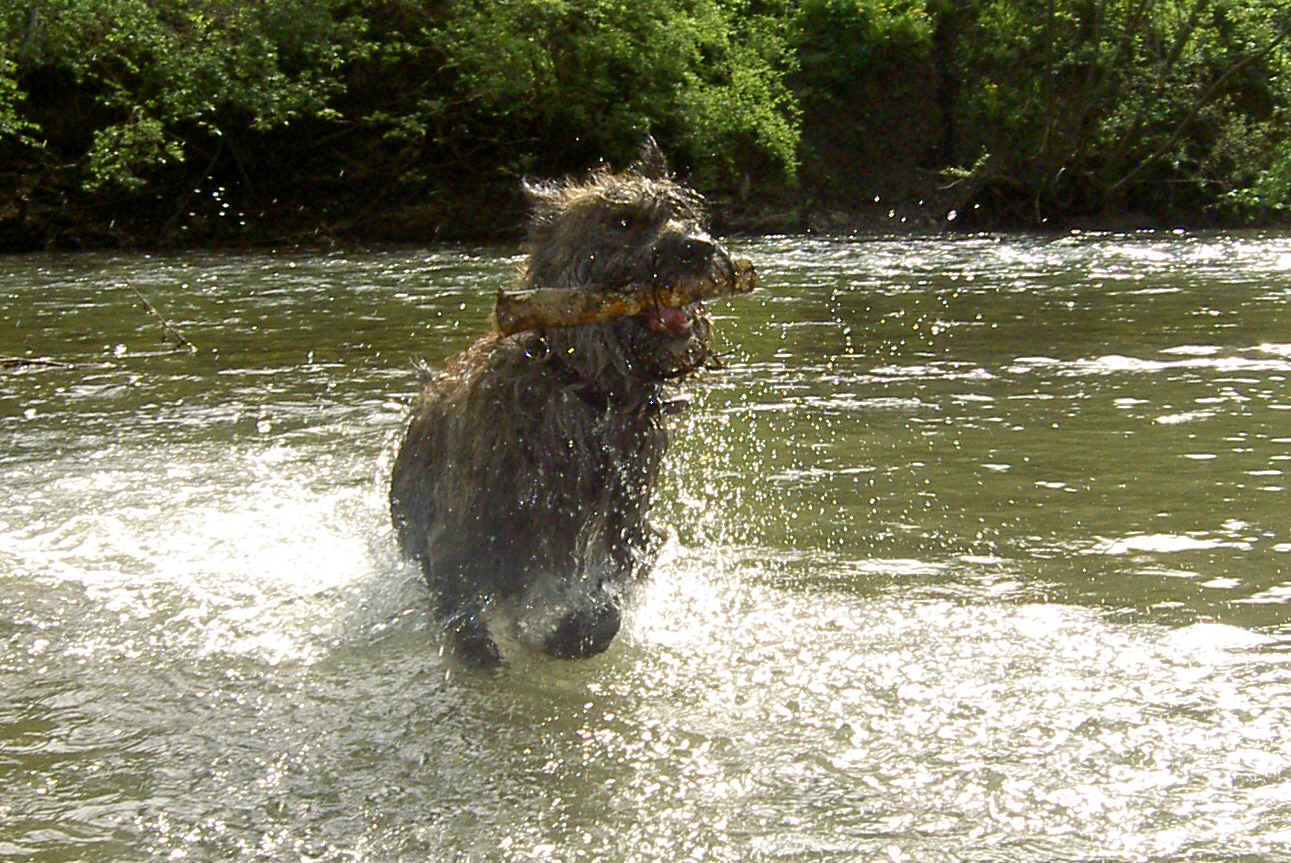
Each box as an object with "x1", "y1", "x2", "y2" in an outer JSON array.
[{"x1": 630, "y1": 135, "x2": 670, "y2": 180}]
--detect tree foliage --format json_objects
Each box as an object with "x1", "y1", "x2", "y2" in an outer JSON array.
[
  {"x1": 937, "y1": 0, "x2": 1291, "y2": 222},
  {"x1": 3, "y1": 0, "x2": 366, "y2": 188},
  {"x1": 358, "y1": 0, "x2": 800, "y2": 183},
  {"x1": 1, "y1": 0, "x2": 1290, "y2": 247}
]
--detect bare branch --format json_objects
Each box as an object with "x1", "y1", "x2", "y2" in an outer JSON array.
[{"x1": 128, "y1": 286, "x2": 197, "y2": 352}]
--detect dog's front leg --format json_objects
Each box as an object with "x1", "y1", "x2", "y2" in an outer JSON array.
[{"x1": 432, "y1": 570, "x2": 503, "y2": 669}]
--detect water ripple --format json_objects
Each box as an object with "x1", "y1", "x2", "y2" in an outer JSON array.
[{"x1": 5, "y1": 236, "x2": 1291, "y2": 861}]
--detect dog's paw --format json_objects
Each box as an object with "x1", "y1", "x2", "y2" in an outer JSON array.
[
  {"x1": 451, "y1": 622, "x2": 505, "y2": 670},
  {"x1": 544, "y1": 602, "x2": 622, "y2": 660}
]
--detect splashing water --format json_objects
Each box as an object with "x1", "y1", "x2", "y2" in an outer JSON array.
[{"x1": 3, "y1": 235, "x2": 1291, "y2": 861}]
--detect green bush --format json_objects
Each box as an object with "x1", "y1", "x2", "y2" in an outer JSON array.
[
  {"x1": 3, "y1": 0, "x2": 368, "y2": 191},
  {"x1": 2, "y1": 0, "x2": 1289, "y2": 245},
  {"x1": 944, "y1": 0, "x2": 1291, "y2": 222},
  {"x1": 416, "y1": 0, "x2": 801, "y2": 183}
]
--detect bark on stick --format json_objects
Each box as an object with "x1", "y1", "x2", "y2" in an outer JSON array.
[{"x1": 494, "y1": 257, "x2": 755, "y2": 336}]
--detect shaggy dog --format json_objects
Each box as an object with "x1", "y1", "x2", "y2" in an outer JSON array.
[{"x1": 390, "y1": 141, "x2": 736, "y2": 667}]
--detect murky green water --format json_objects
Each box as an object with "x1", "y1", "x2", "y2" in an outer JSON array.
[{"x1": 3, "y1": 233, "x2": 1290, "y2": 862}]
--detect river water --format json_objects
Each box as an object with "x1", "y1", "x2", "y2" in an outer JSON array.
[{"x1": 2, "y1": 232, "x2": 1290, "y2": 862}]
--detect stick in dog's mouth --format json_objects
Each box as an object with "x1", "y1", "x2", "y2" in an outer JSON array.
[{"x1": 493, "y1": 257, "x2": 756, "y2": 336}]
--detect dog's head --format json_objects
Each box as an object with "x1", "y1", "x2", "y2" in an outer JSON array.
[{"x1": 520, "y1": 139, "x2": 728, "y2": 388}]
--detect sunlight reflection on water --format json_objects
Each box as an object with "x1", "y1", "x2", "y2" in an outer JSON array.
[{"x1": 3, "y1": 234, "x2": 1291, "y2": 861}]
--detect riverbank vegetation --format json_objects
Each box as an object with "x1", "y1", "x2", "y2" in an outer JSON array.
[{"x1": 2, "y1": 0, "x2": 1289, "y2": 249}]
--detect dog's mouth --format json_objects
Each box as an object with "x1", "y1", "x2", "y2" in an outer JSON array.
[
  {"x1": 638, "y1": 304, "x2": 695, "y2": 338},
  {"x1": 622, "y1": 299, "x2": 713, "y2": 382}
]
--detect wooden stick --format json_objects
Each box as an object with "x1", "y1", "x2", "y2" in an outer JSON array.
[
  {"x1": 129, "y1": 286, "x2": 197, "y2": 353},
  {"x1": 1, "y1": 356, "x2": 114, "y2": 372},
  {"x1": 2, "y1": 356, "x2": 76, "y2": 370},
  {"x1": 494, "y1": 257, "x2": 756, "y2": 336}
]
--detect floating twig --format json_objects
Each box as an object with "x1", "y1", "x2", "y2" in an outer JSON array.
[
  {"x1": 129, "y1": 285, "x2": 197, "y2": 353},
  {"x1": 1, "y1": 356, "x2": 113, "y2": 372},
  {"x1": 2, "y1": 355, "x2": 76, "y2": 370}
]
